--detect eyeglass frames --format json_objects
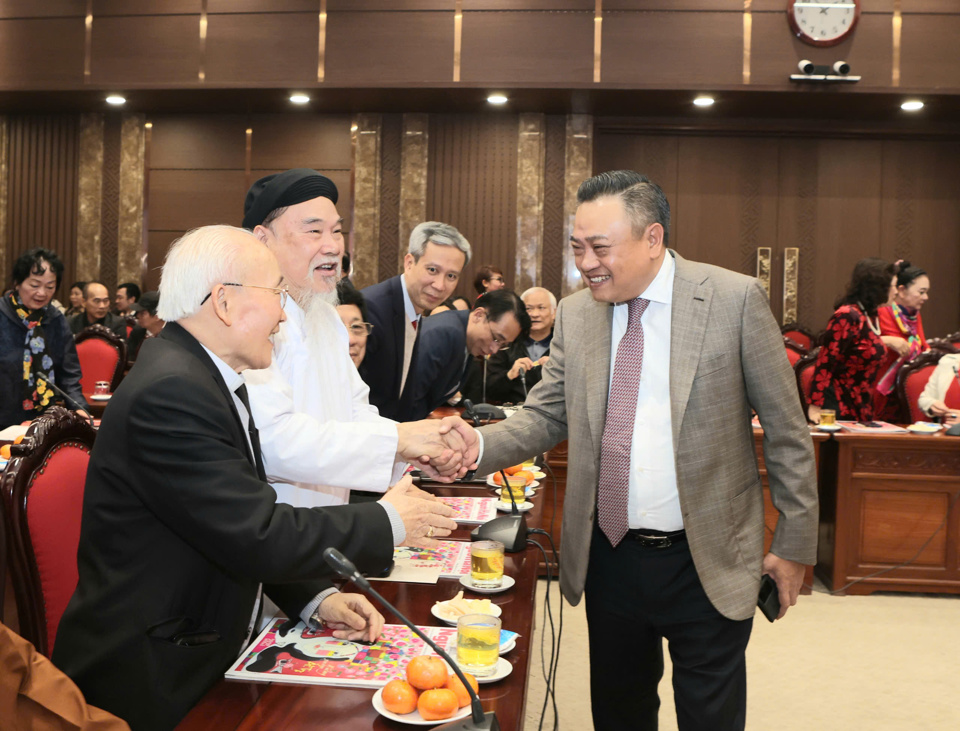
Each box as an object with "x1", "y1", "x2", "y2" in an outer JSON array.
[{"x1": 200, "y1": 282, "x2": 289, "y2": 308}]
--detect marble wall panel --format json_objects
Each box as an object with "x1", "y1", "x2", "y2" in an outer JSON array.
[
  {"x1": 118, "y1": 113, "x2": 145, "y2": 285},
  {"x1": 0, "y1": 117, "x2": 7, "y2": 282},
  {"x1": 76, "y1": 113, "x2": 104, "y2": 282},
  {"x1": 561, "y1": 114, "x2": 592, "y2": 298},
  {"x1": 783, "y1": 246, "x2": 799, "y2": 325},
  {"x1": 351, "y1": 113, "x2": 382, "y2": 289},
  {"x1": 399, "y1": 113, "x2": 429, "y2": 272},
  {"x1": 515, "y1": 113, "x2": 545, "y2": 293}
]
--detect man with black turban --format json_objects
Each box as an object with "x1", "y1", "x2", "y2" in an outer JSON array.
[{"x1": 240, "y1": 168, "x2": 476, "y2": 527}]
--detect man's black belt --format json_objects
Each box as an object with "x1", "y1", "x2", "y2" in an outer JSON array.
[{"x1": 625, "y1": 528, "x2": 686, "y2": 549}]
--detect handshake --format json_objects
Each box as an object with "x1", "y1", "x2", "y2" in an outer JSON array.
[{"x1": 395, "y1": 416, "x2": 481, "y2": 482}]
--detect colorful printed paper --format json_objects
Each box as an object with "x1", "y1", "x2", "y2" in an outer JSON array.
[{"x1": 437, "y1": 496, "x2": 500, "y2": 524}]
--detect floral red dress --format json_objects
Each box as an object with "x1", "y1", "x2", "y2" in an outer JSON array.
[{"x1": 810, "y1": 304, "x2": 886, "y2": 421}]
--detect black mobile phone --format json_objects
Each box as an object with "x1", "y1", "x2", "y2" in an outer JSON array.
[
  {"x1": 858, "y1": 421, "x2": 882, "y2": 428},
  {"x1": 757, "y1": 574, "x2": 781, "y2": 623}
]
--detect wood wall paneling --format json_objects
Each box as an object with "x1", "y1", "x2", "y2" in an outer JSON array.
[
  {"x1": 604, "y1": 1, "x2": 744, "y2": 9},
  {"x1": 0, "y1": 19, "x2": 85, "y2": 88},
  {"x1": 899, "y1": 14, "x2": 960, "y2": 90},
  {"x1": 205, "y1": 13, "x2": 318, "y2": 85},
  {"x1": 601, "y1": 11, "x2": 743, "y2": 87},
  {"x1": 5, "y1": 116, "x2": 80, "y2": 298},
  {"x1": 749, "y1": 10, "x2": 893, "y2": 88},
  {"x1": 674, "y1": 138, "x2": 781, "y2": 315},
  {"x1": 148, "y1": 169, "x2": 248, "y2": 231},
  {"x1": 327, "y1": 1, "x2": 454, "y2": 9},
  {"x1": 377, "y1": 113, "x2": 402, "y2": 284},
  {"x1": 464, "y1": 1, "x2": 594, "y2": 9},
  {"x1": 0, "y1": 1, "x2": 84, "y2": 18},
  {"x1": 207, "y1": 0, "x2": 317, "y2": 12},
  {"x1": 98, "y1": 114, "x2": 121, "y2": 288},
  {"x1": 90, "y1": 15, "x2": 201, "y2": 85},
  {"x1": 460, "y1": 11, "x2": 593, "y2": 84},
  {"x1": 145, "y1": 230, "x2": 184, "y2": 292},
  {"x1": 325, "y1": 12, "x2": 455, "y2": 85},
  {"x1": 91, "y1": 0, "x2": 200, "y2": 14},
  {"x1": 148, "y1": 116, "x2": 249, "y2": 170},
  {"x1": 878, "y1": 140, "x2": 960, "y2": 340},
  {"x1": 860, "y1": 490, "x2": 948, "y2": 566},
  {"x1": 248, "y1": 115, "x2": 352, "y2": 172},
  {"x1": 540, "y1": 114, "x2": 566, "y2": 300},
  {"x1": 0, "y1": 116, "x2": 7, "y2": 285},
  {"x1": 426, "y1": 114, "x2": 518, "y2": 299}
]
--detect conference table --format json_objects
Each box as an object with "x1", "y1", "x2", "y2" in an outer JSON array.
[{"x1": 176, "y1": 483, "x2": 546, "y2": 731}]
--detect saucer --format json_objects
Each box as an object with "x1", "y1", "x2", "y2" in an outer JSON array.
[
  {"x1": 90, "y1": 394, "x2": 112, "y2": 401},
  {"x1": 816, "y1": 424, "x2": 840, "y2": 432},
  {"x1": 459, "y1": 574, "x2": 516, "y2": 594},
  {"x1": 471, "y1": 657, "x2": 513, "y2": 684},
  {"x1": 907, "y1": 422, "x2": 942, "y2": 434},
  {"x1": 496, "y1": 501, "x2": 533, "y2": 512},
  {"x1": 494, "y1": 486, "x2": 535, "y2": 499},
  {"x1": 431, "y1": 600, "x2": 502, "y2": 626},
  {"x1": 372, "y1": 687, "x2": 471, "y2": 725}
]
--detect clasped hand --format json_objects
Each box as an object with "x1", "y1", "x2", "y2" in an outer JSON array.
[{"x1": 396, "y1": 416, "x2": 480, "y2": 482}]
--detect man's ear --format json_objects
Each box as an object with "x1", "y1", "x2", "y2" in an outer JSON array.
[
  {"x1": 210, "y1": 284, "x2": 232, "y2": 327},
  {"x1": 402, "y1": 252, "x2": 415, "y2": 273},
  {"x1": 645, "y1": 222, "x2": 665, "y2": 255},
  {"x1": 252, "y1": 225, "x2": 272, "y2": 245},
  {"x1": 471, "y1": 307, "x2": 487, "y2": 323}
]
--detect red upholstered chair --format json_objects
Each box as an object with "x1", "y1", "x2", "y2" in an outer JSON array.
[
  {"x1": 945, "y1": 330, "x2": 960, "y2": 349},
  {"x1": 784, "y1": 336, "x2": 807, "y2": 366},
  {"x1": 794, "y1": 347, "x2": 820, "y2": 419},
  {"x1": 927, "y1": 338, "x2": 959, "y2": 354},
  {"x1": 781, "y1": 323, "x2": 815, "y2": 351},
  {"x1": 0, "y1": 407, "x2": 96, "y2": 656},
  {"x1": 75, "y1": 324, "x2": 127, "y2": 394},
  {"x1": 896, "y1": 350, "x2": 948, "y2": 425}
]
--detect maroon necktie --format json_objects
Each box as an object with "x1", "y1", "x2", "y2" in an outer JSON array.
[{"x1": 597, "y1": 297, "x2": 649, "y2": 547}]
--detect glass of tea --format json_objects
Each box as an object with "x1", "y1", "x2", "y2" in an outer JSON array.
[
  {"x1": 470, "y1": 540, "x2": 504, "y2": 589},
  {"x1": 820, "y1": 409, "x2": 836, "y2": 426},
  {"x1": 457, "y1": 613, "x2": 501, "y2": 677}
]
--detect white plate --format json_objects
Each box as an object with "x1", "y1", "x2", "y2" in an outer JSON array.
[
  {"x1": 499, "y1": 637, "x2": 516, "y2": 654},
  {"x1": 485, "y1": 474, "x2": 539, "y2": 489},
  {"x1": 372, "y1": 687, "x2": 471, "y2": 725},
  {"x1": 431, "y1": 600, "x2": 502, "y2": 626},
  {"x1": 471, "y1": 657, "x2": 513, "y2": 684},
  {"x1": 907, "y1": 422, "x2": 942, "y2": 433},
  {"x1": 496, "y1": 501, "x2": 533, "y2": 512},
  {"x1": 459, "y1": 574, "x2": 516, "y2": 594},
  {"x1": 530, "y1": 470, "x2": 546, "y2": 480},
  {"x1": 90, "y1": 394, "x2": 112, "y2": 401},
  {"x1": 494, "y1": 486, "x2": 535, "y2": 498},
  {"x1": 816, "y1": 424, "x2": 841, "y2": 432}
]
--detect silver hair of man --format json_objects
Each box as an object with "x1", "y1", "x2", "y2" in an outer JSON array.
[
  {"x1": 520, "y1": 286, "x2": 557, "y2": 312},
  {"x1": 157, "y1": 225, "x2": 261, "y2": 322},
  {"x1": 407, "y1": 221, "x2": 472, "y2": 265}
]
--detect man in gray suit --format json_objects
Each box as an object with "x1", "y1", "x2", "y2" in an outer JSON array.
[{"x1": 473, "y1": 171, "x2": 818, "y2": 730}]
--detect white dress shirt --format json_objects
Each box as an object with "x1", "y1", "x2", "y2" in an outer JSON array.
[
  {"x1": 244, "y1": 298, "x2": 408, "y2": 509},
  {"x1": 400, "y1": 277, "x2": 421, "y2": 396},
  {"x1": 608, "y1": 252, "x2": 683, "y2": 532}
]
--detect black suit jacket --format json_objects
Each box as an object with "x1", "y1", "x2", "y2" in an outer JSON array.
[
  {"x1": 359, "y1": 274, "x2": 419, "y2": 420},
  {"x1": 53, "y1": 323, "x2": 393, "y2": 731},
  {"x1": 68, "y1": 311, "x2": 129, "y2": 341},
  {"x1": 406, "y1": 310, "x2": 471, "y2": 421},
  {"x1": 471, "y1": 331, "x2": 552, "y2": 404}
]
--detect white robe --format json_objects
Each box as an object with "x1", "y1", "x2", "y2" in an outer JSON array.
[{"x1": 244, "y1": 298, "x2": 407, "y2": 507}]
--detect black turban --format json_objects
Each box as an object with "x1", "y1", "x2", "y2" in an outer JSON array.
[{"x1": 241, "y1": 168, "x2": 339, "y2": 229}]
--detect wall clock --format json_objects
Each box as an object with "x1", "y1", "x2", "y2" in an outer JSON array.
[{"x1": 787, "y1": 0, "x2": 860, "y2": 47}]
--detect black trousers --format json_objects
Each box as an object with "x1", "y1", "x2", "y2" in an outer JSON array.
[{"x1": 584, "y1": 524, "x2": 753, "y2": 731}]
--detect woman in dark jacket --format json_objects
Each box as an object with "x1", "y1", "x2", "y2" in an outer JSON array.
[{"x1": 1, "y1": 248, "x2": 89, "y2": 427}]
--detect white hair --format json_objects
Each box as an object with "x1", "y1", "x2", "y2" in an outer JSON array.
[
  {"x1": 521, "y1": 286, "x2": 557, "y2": 312},
  {"x1": 408, "y1": 221, "x2": 472, "y2": 265},
  {"x1": 157, "y1": 225, "x2": 260, "y2": 322}
]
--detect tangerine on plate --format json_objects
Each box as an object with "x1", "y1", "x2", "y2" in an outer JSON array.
[
  {"x1": 406, "y1": 655, "x2": 448, "y2": 690},
  {"x1": 444, "y1": 672, "x2": 479, "y2": 708},
  {"x1": 514, "y1": 469, "x2": 535, "y2": 485},
  {"x1": 504, "y1": 465, "x2": 524, "y2": 475},
  {"x1": 417, "y1": 688, "x2": 459, "y2": 721},
  {"x1": 381, "y1": 678, "x2": 419, "y2": 715},
  {"x1": 0, "y1": 444, "x2": 10, "y2": 460},
  {"x1": 13, "y1": 434, "x2": 25, "y2": 444},
  {"x1": 492, "y1": 472, "x2": 526, "y2": 487}
]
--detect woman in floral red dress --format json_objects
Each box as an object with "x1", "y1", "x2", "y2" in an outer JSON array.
[{"x1": 808, "y1": 258, "x2": 897, "y2": 423}]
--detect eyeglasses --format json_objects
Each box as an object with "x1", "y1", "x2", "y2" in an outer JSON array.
[
  {"x1": 201, "y1": 282, "x2": 288, "y2": 308},
  {"x1": 486, "y1": 318, "x2": 510, "y2": 349},
  {"x1": 346, "y1": 322, "x2": 374, "y2": 337}
]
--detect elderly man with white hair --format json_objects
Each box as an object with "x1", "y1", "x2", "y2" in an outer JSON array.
[
  {"x1": 468, "y1": 285, "x2": 557, "y2": 404},
  {"x1": 240, "y1": 169, "x2": 476, "y2": 514},
  {"x1": 54, "y1": 225, "x2": 440, "y2": 731}
]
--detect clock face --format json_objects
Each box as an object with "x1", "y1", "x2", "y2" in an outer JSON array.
[{"x1": 788, "y1": 0, "x2": 860, "y2": 47}]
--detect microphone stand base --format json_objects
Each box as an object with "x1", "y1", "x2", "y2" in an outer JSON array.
[{"x1": 434, "y1": 711, "x2": 500, "y2": 731}]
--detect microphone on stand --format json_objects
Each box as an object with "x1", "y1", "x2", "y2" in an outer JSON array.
[
  {"x1": 518, "y1": 367, "x2": 527, "y2": 400},
  {"x1": 39, "y1": 378, "x2": 95, "y2": 427},
  {"x1": 323, "y1": 548, "x2": 499, "y2": 731},
  {"x1": 471, "y1": 468, "x2": 528, "y2": 552}
]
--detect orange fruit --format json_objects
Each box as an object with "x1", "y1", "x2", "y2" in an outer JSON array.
[
  {"x1": 504, "y1": 465, "x2": 524, "y2": 475},
  {"x1": 0, "y1": 444, "x2": 10, "y2": 460},
  {"x1": 444, "y1": 672, "x2": 479, "y2": 708},
  {"x1": 406, "y1": 655, "x2": 448, "y2": 691},
  {"x1": 13, "y1": 435, "x2": 25, "y2": 444},
  {"x1": 492, "y1": 472, "x2": 526, "y2": 488},
  {"x1": 381, "y1": 678, "x2": 419, "y2": 715},
  {"x1": 417, "y1": 688, "x2": 459, "y2": 721},
  {"x1": 514, "y1": 469, "x2": 535, "y2": 486}
]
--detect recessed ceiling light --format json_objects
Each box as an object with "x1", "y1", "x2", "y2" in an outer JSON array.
[
  {"x1": 106, "y1": 95, "x2": 126, "y2": 105},
  {"x1": 144, "y1": 122, "x2": 152, "y2": 129},
  {"x1": 901, "y1": 100, "x2": 924, "y2": 112},
  {"x1": 693, "y1": 96, "x2": 715, "y2": 107},
  {"x1": 487, "y1": 94, "x2": 508, "y2": 105},
  {"x1": 289, "y1": 94, "x2": 310, "y2": 104}
]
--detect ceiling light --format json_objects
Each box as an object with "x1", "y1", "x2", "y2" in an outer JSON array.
[
  {"x1": 289, "y1": 94, "x2": 310, "y2": 104},
  {"x1": 144, "y1": 122, "x2": 152, "y2": 129},
  {"x1": 487, "y1": 94, "x2": 508, "y2": 105},
  {"x1": 693, "y1": 96, "x2": 715, "y2": 107},
  {"x1": 901, "y1": 100, "x2": 924, "y2": 112},
  {"x1": 106, "y1": 95, "x2": 126, "y2": 105}
]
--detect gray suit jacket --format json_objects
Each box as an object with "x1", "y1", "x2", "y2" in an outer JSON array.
[{"x1": 475, "y1": 251, "x2": 818, "y2": 620}]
